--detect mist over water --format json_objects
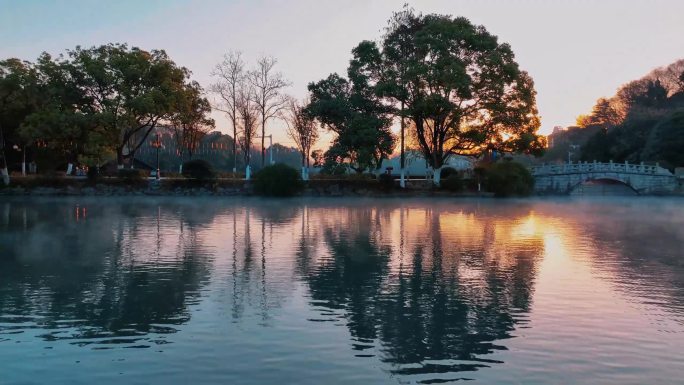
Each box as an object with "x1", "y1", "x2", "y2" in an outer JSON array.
[{"x1": 1, "y1": 197, "x2": 683, "y2": 384}]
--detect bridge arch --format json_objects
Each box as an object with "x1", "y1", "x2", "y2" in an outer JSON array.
[
  {"x1": 530, "y1": 161, "x2": 677, "y2": 195},
  {"x1": 569, "y1": 177, "x2": 639, "y2": 195}
]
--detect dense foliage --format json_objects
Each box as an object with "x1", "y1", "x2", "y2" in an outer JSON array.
[
  {"x1": 305, "y1": 7, "x2": 544, "y2": 184},
  {"x1": 0, "y1": 44, "x2": 214, "y2": 183},
  {"x1": 546, "y1": 60, "x2": 684, "y2": 168},
  {"x1": 485, "y1": 161, "x2": 534, "y2": 197},
  {"x1": 440, "y1": 174, "x2": 463, "y2": 192},
  {"x1": 349, "y1": 8, "x2": 545, "y2": 173},
  {"x1": 307, "y1": 73, "x2": 395, "y2": 173},
  {"x1": 253, "y1": 163, "x2": 304, "y2": 197},
  {"x1": 117, "y1": 168, "x2": 146, "y2": 181},
  {"x1": 377, "y1": 173, "x2": 395, "y2": 191}
]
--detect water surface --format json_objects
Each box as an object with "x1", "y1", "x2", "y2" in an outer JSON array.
[{"x1": 1, "y1": 197, "x2": 683, "y2": 384}]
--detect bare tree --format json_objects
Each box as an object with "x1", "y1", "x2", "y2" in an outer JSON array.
[
  {"x1": 248, "y1": 56, "x2": 290, "y2": 167},
  {"x1": 284, "y1": 98, "x2": 318, "y2": 180},
  {"x1": 236, "y1": 84, "x2": 258, "y2": 179},
  {"x1": 211, "y1": 51, "x2": 245, "y2": 173}
]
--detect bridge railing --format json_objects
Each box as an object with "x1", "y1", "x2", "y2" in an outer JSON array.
[{"x1": 530, "y1": 161, "x2": 671, "y2": 176}]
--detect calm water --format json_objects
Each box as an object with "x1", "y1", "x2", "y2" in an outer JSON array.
[{"x1": 1, "y1": 197, "x2": 683, "y2": 385}]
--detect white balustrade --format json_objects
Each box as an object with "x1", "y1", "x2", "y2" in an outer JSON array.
[{"x1": 530, "y1": 161, "x2": 670, "y2": 176}]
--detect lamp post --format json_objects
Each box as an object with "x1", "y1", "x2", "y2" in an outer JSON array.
[
  {"x1": 12, "y1": 144, "x2": 25, "y2": 176},
  {"x1": 255, "y1": 135, "x2": 274, "y2": 165},
  {"x1": 150, "y1": 132, "x2": 162, "y2": 180}
]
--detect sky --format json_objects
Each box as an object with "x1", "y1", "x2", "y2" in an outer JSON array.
[{"x1": 2, "y1": 0, "x2": 684, "y2": 148}]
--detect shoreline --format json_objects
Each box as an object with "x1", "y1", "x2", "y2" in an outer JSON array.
[
  {"x1": 1, "y1": 176, "x2": 682, "y2": 198},
  {"x1": 0, "y1": 177, "x2": 491, "y2": 198}
]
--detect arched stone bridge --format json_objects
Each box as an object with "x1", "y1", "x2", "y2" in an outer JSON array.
[{"x1": 531, "y1": 161, "x2": 677, "y2": 195}]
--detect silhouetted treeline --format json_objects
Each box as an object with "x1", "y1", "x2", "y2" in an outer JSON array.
[{"x1": 546, "y1": 59, "x2": 684, "y2": 169}]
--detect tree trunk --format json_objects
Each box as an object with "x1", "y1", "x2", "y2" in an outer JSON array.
[
  {"x1": 301, "y1": 153, "x2": 307, "y2": 181},
  {"x1": 433, "y1": 166, "x2": 442, "y2": 186},
  {"x1": 400, "y1": 102, "x2": 405, "y2": 188},
  {"x1": 117, "y1": 147, "x2": 125, "y2": 169},
  {"x1": 0, "y1": 122, "x2": 8, "y2": 185},
  {"x1": 232, "y1": 120, "x2": 238, "y2": 173},
  {"x1": 128, "y1": 148, "x2": 136, "y2": 169},
  {"x1": 261, "y1": 116, "x2": 266, "y2": 168}
]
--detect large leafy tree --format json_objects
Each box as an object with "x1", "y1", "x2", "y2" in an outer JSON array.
[
  {"x1": 351, "y1": 8, "x2": 544, "y2": 184},
  {"x1": 61, "y1": 44, "x2": 194, "y2": 168},
  {"x1": 0, "y1": 58, "x2": 40, "y2": 184},
  {"x1": 16, "y1": 45, "x2": 210, "y2": 172},
  {"x1": 307, "y1": 73, "x2": 395, "y2": 174},
  {"x1": 20, "y1": 53, "x2": 106, "y2": 171}
]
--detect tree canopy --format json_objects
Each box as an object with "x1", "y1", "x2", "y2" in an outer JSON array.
[
  {"x1": 307, "y1": 73, "x2": 395, "y2": 173},
  {"x1": 548, "y1": 59, "x2": 684, "y2": 168},
  {"x1": 350, "y1": 8, "x2": 545, "y2": 177},
  {"x1": 0, "y1": 58, "x2": 40, "y2": 182},
  {"x1": 1, "y1": 44, "x2": 213, "y2": 173}
]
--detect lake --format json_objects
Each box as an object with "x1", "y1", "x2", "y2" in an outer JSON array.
[{"x1": 1, "y1": 197, "x2": 683, "y2": 385}]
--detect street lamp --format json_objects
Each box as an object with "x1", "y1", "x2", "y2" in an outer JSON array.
[
  {"x1": 255, "y1": 135, "x2": 274, "y2": 165},
  {"x1": 12, "y1": 144, "x2": 25, "y2": 176},
  {"x1": 150, "y1": 132, "x2": 163, "y2": 180}
]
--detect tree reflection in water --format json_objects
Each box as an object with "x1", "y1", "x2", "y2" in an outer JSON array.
[
  {"x1": 0, "y1": 199, "x2": 214, "y2": 348},
  {"x1": 1, "y1": 200, "x2": 544, "y2": 372},
  {"x1": 297, "y1": 203, "x2": 544, "y2": 379},
  {"x1": 3, "y1": 198, "x2": 684, "y2": 384}
]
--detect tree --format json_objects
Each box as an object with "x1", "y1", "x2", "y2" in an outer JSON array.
[
  {"x1": 170, "y1": 81, "x2": 215, "y2": 169},
  {"x1": 583, "y1": 98, "x2": 624, "y2": 128},
  {"x1": 284, "y1": 98, "x2": 318, "y2": 180},
  {"x1": 236, "y1": 84, "x2": 258, "y2": 179},
  {"x1": 210, "y1": 51, "x2": 245, "y2": 173},
  {"x1": 18, "y1": 53, "x2": 109, "y2": 172},
  {"x1": 642, "y1": 110, "x2": 684, "y2": 168},
  {"x1": 350, "y1": 9, "x2": 543, "y2": 185},
  {"x1": 63, "y1": 44, "x2": 194, "y2": 168},
  {"x1": 248, "y1": 56, "x2": 290, "y2": 167},
  {"x1": 311, "y1": 149, "x2": 324, "y2": 167},
  {"x1": 307, "y1": 73, "x2": 395, "y2": 173},
  {"x1": 379, "y1": 5, "x2": 416, "y2": 186},
  {"x1": 0, "y1": 58, "x2": 39, "y2": 184}
]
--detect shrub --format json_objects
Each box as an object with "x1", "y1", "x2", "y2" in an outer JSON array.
[
  {"x1": 321, "y1": 161, "x2": 348, "y2": 176},
  {"x1": 182, "y1": 159, "x2": 215, "y2": 181},
  {"x1": 485, "y1": 160, "x2": 534, "y2": 197},
  {"x1": 440, "y1": 167, "x2": 458, "y2": 180},
  {"x1": 441, "y1": 174, "x2": 463, "y2": 192},
  {"x1": 87, "y1": 166, "x2": 100, "y2": 181},
  {"x1": 254, "y1": 163, "x2": 304, "y2": 197},
  {"x1": 377, "y1": 173, "x2": 394, "y2": 191},
  {"x1": 117, "y1": 168, "x2": 146, "y2": 181}
]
